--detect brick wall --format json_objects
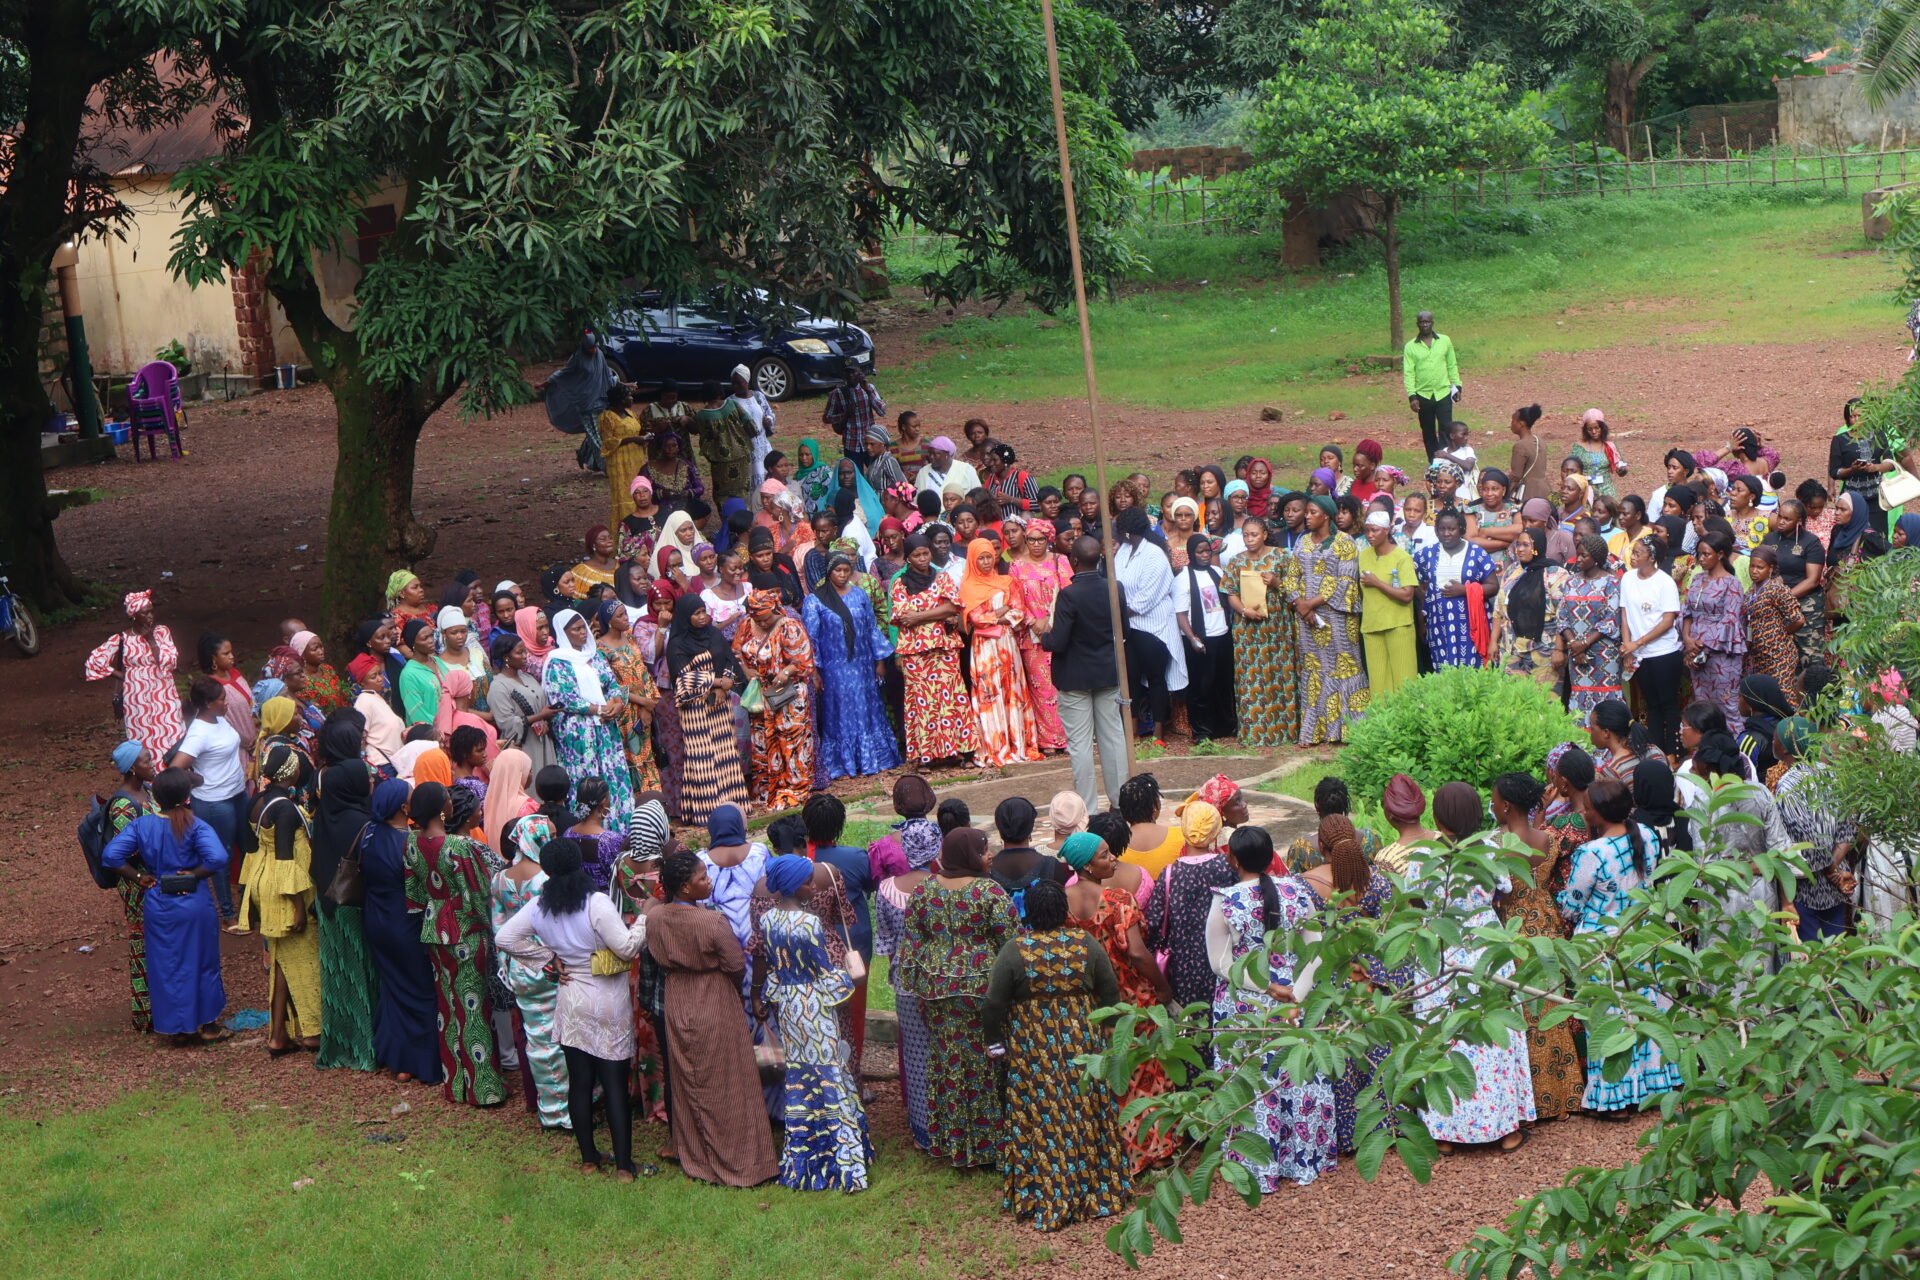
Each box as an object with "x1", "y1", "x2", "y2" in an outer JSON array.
[
  {"x1": 229, "y1": 253, "x2": 275, "y2": 382},
  {"x1": 1129, "y1": 145, "x2": 1254, "y2": 181}
]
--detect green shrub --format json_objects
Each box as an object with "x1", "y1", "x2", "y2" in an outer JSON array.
[{"x1": 1337, "y1": 664, "x2": 1584, "y2": 797}]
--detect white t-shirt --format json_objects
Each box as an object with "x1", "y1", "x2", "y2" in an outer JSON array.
[
  {"x1": 1619, "y1": 570, "x2": 1682, "y2": 658},
  {"x1": 1174, "y1": 567, "x2": 1231, "y2": 638},
  {"x1": 176, "y1": 715, "x2": 245, "y2": 802}
]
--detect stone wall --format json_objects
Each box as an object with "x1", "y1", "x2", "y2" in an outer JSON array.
[
  {"x1": 1128, "y1": 145, "x2": 1253, "y2": 180},
  {"x1": 1679, "y1": 100, "x2": 1779, "y2": 154},
  {"x1": 1778, "y1": 70, "x2": 1920, "y2": 151}
]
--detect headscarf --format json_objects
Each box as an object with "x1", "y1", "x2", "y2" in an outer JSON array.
[
  {"x1": 514, "y1": 607, "x2": 553, "y2": 664},
  {"x1": 896, "y1": 532, "x2": 937, "y2": 596},
  {"x1": 483, "y1": 747, "x2": 534, "y2": 850},
  {"x1": 413, "y1": 746, "x2": 453, "y2": 788},
  {"x1": 264, "y1": 644, "x2": 303, "y2": 681},
  {"x1": 507, "y1": 814, "x2": 557, "y2": 863},
  {"x1": 1179, "y1": 800, "x2": 1222, "y2": 852},
  {"x1": 811, "y1": 554, "x2": 861, "y2": 658},
  {"x1": 1176, "y1": 775, "x2": 1239, "y2": 821},
  {"x1": 544, "y1": 332, "x2": 614, "y2": 433},
  {"x1": 1830, "y1": 482, "x2": 1871, "y2": 557},
  {"x1": 1047, "y1": 791, "x2": 1089, "y2": 841},
  {"x1": 1426, "y1": 458, "x2": 1466, "y2": 486},
  {"x1": 1245, "y1": 457, "x2": 1274, "y2": 516},
  {"x1": 312, "y1": 753, "x2": 373, "y2": 901},
  {"x1": 628, "y1": 473, "x2": 654, "y2": 499},
  {"x1": 1431, "y1": 781, "x2": 1484, "y2": 841},
  {"x1": 1560, "y1": 473, "x2": 1593, "y2": 515},
  {"x1": 1730, "y1": 426, "x2": 1761, "y2": 461},
  {"x1": 626, "y1": 798, "x2": 671, "y2": 861},
  {"x1": 1521, "y1": 497, "x2": 1554, "y2": 524},
  {"x1": 252, "y1": 678, "x2": 287, "y2": 711},
  {"x1": 667, "y1": 592, "x2": 740, "y2": 686},
  {"x1": 289, "y1": 630, "x2": 319, "y2": 659},
  {"x1": 706, "y1": 802, "x2": 747, "y2": 849},
  {"x1": 607, "y1": 559, "x2": 645, "y2": 610},
  {"x1": 656, "y1": 510, "x2": 699, "y2": 579},
  {"x1": 112, "y1": 740, "x2": 144, "y2": 774},
  {"x1": 1508, "y1": 527, "x2": 1551, "y2": 640},
  {"x1": 543, "y1": 608, "x2": 605, "y2": 704},
  {"x1": 1478, "y1": 467, "x2": 1511, "y2": 500},
  {"x1": 1310, "y1": 467, "x2": 1338, "y2": 492},
  {"x1": 1223, "y1": 480, "x2": 1249, "y2": 505},
  {"x1": 1629, "y1": 757, "x2": 1690, "y2": 853},
  {"x1": 384, "y1": 570, "x2": 419, "y2": 607},
  {"x1": 1307, "y1": 493, "x2": 1336, "y2": 519},
  {"x1": 822, "y1": 455, "x2": 884, "y2": 530},
  {"x1": 1382, "y1": 773, "x2": 1425, "y2": 823},
  {"x1": 370, "y1": 776, "x2": 411, "y2": 822},
  {"x1": 1184, "y1": 532, "x2": 1221, "y2": 627},
  {"x1": 1663, "y1": 448, "x2": 1697, "y2": 481},
  {"x1": 583, "y1": 524, "x2": 611, "y2": 558},
  {"x1": 261, "y1": 741, "x2": 304, "y2": 787},
  {"x1": 1896, "y1": 512, "x2": 1920, "y2": 547},
  {"x1": 957, "y1": 537, "x2": 1012, "y2": 622},
  {"x1": 1653, "y1": 514, "x2": 1690, "y2": 555},
  {"x1": 433, "y1": 606, "x2": 466, "y2": 636},
  {"x1": 1777, "y1": 715, "x2": 1816, "y2": 758},
  {"x1": 765, "y1": 855, "x2": 815, "y2": 897},
  {"x1": 715, "y1": 496, "x2": 750, "y2": 554},
  {"x1": 1741, "y1": 674, "x2": 1791, "y2": 722},
  {"x1": 1058, "y1": 831, "x2": 1104, "y2": 871},
  {"x1": 258, "y1": 695, "x2": 297, "y2": 741},
  {"x1": 937, "y1": 826, "x2": 988, "y2": 877},
  {"x1": 929, "y1": 434, "x2": 957, "y2": 456},
  {"x1": 123, "y1": 589, "x2": 152, "y2": 617}
]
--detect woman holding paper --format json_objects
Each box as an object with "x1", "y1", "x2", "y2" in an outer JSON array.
[
  {"x1": 1220, "y1": 515, "x2": 1300, "y2": 748},
  {"x1": 1280, "y1": 495, "x2": 1367, "y2": 745}
]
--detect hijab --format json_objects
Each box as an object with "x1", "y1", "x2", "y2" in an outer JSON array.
[
  {"x1": 514, "y1": 606, "x2": 553, "y2": 667},
  {"x1": 813, "y1": 553, "x2": 861, "y2": 658},
  {"x1": 897, "y1": 532, "x2": 936, "y2": 596},
  {"x1": 715, "y1": 496, "x2": 750, "y2": 554},
  {"x1": 706, "y1": 802, "x2": 748, "y2": 849},
  {"x1": 1184, "y1": 532, "x2": 1221, "y2": 626},
  {"x1": 744, "y1": 526, "x2": 801, "y2": 605},
  {"x1": 543, "y1": 332, "x2": 614, "y2": 432},
  {"x1": 483, "y1": 747, "x2": 535, "y2": 850},
  {"x1": 957, "y1": 536, "x2": 1012, "y2": 621},
  {"x1": 938, "y1": 826, "x2": 989, "y2": 877},
  {"x1": 1508, "y1": 527, "x2": 1551, "y2": 640},
  {"x1": 1630, "y1": 757, "x2": 1690, "y2": 853},
  {"x1": 1382, "y1": 773, "x2": 1425, "y2": 823},
  {"x1": 1896, "y1": 512, "x2": 1920, "y2": 547},
  {"x1": 543, "y1": 608, "x2": 605, "y2": 704},
  {"x1": 666, "y1": 592, "x2": 740, "y2": 685},
  {"x1": 656, "y1": 510, "x2": 700, "y2": 578},
  {"x1": 823, "y1": 457, "x2": 883, "y2": 530},
  {"x1": 413, "y1": 746, "x2": 454, "y2": 788},
  {"x1": 312, "y1": 756, "x2": 373, "y2": 902},
  {"x1": 612, "y1": 559, "x2": 648, "y2": 609},
  {"x1": 626, "y1": 798, "x2": 672, "y2": 862}
]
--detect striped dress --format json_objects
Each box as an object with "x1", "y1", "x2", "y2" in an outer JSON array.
[{"x1": 670, "y1": 651, "x2": 749, "y2": 827}]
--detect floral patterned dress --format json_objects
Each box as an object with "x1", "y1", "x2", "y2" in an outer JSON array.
[
  {"x1": 763, "y1": 907, "x2": 872, "y2": 1192},
  {"x1": 1009, "y1": 553, "x2": 1072, "y2": 750},
  {"x1": 1556, "y1": 829, "x2": 1683, "y2": 1112},
  {"x1": 1743, "y1": 576, "x2": 1801, "y2": 706},
  {"x1": 489, "y1": 869, "x2": 567, "y2": 1129},
  {"x1": 1682, "y1": 572, "x2": 1748, "y2": 736},
  {"x1": 1072, "y1": 887, "x2": 1177, "y2": 1172},
  {"x1": 964, "y1": 597, "x2": 1045, "y2": 768},
  {"x1": 732, "y1": 616, "x2": 815, "y2": 811},
  {"x1": 873, "y1": 818, "x2": 943, "y2": 1149},
  {"x1": 1219, "y1": 547, "x2": 1300, "y2": 748},
  {"x1": 1555, "y1": 570, "x2": 1623, "y2": 713},
  {"x1": 543, "y1": 651, "x2": 635, "y2": 829},
  {"x1": 1300, "y1": 872, "x2": 1416, "y2": 1153},
  {"x1": 404, "y1": 832, "x2": 508, "y2": 1106},
  {"x1": 1210, "y1": 878, "x2": 1337, "y2": 1190},
  {"x1": 597, "y1": 637, "x2": 663, "y2": 793},
  {"x1": 1493, "y1": 561, "x2": 1568, "y2": 686},
  {"x1": 893, "y1": 877, "x2": 1020, "y2": 1169},
  {"x1": 888, "y1": 575, "x2": 977, "y2": 763},
  {"x1": 1494, "y1": 853, "x2": 1585, "y2": 1121},
  {"x1": 1280, "y1": 532, "x2": 1367, "y2": 745},
  {"x1": 106, "y1": 791, "x2": 160, "y2": 1032},
  {"x1": 1405, "y1": 852, "x2": 1536, "y2": 1143},
  {"x1": 1144, "y1": 854, "x2": 1238, "y2": 1011}
]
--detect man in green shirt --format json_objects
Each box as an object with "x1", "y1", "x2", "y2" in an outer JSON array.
[
  {"x1": 689, "y1": 379, "x2": 757, "y2": 506},
  {"x1": 1403, "y1": 310, "x2": 1460, "y2": 460}
]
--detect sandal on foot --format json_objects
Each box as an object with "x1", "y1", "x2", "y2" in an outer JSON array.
[{"x1": 1499, "y1": 1130, "x2": 1532, "y2": 1154}]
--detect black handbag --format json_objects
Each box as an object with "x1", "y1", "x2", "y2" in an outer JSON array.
[{"x1": 324, "y1": 823, "x2": 369, "y2": 908}]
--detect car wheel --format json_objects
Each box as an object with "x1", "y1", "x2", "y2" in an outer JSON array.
[{"x1": 751, "y1": 357, "x2": 794, "y2": 402}]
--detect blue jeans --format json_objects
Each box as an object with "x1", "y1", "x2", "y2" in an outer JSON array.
[{"x1": 191, "y1": 791, "x2": 250, "y2": 919}]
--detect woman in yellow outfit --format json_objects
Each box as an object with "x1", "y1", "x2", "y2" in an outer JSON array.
[
  {"x1": 599, "y1": 385, "x2": 650, "y2": 534},
  {"x1": 1357, "y1": 510, "x2": 1420, "y2": 699},
  {"x1": 243, "y1": 743, "x2": 323, "y2": 1055}
]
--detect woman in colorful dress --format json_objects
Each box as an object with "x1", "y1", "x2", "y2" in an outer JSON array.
[
  {"x1": 872, "y1": 775, "x2": 942, "y2": 1149},
  {"x1": 732, "y1": 588, "x2": 816, "y2": 811},
  {"x1": 310, "y1": 721, "x2": 380, "y2": 1071},
  {"x1": 1406, "y1": 784, "x2": 1536, "y2": 1152},
  {"x1": 104, "y1": 741, "x2": 160, "y2": 1031},
  {"x1": 618, "y1": 476, "x2": 661, "y2": 567},
  {"x1": 293, "y1": 630, "x2": 352, "y2": 712},
  {"x1": 758, "y1": 855, "x2": 872, "y2": 1193},
  {"x1": 1281, "y1": 495, "x2": 1367, "y2": 744},
  {"x1": 1060, "y1": 831, "x2": 1177, "y2": 1173},
  {"x1": 402, "y1": 781, "x2": 508, "y2": 1106},
  {"x1": 666, "y1": 595, "x2": 749, "y2": 825},
  {"x1": 792, "y1": 437, "x2": 835, "y2": 514},
  {"x1": 1465, "y1": 468, "x2": 1524, "y2": 565},
  {"x1": 958, "y1": 537, "x2": 1045, "y2": 767},
  {"x1": 1009, "y1": 519, "x2": 1071, "y2": 751},
  {"x1": 1220, "y1": 514, "x2": 1300, "y2": 748},
  {"x1": 1490, "y1": 529, "x2": 1566, "y2": 686},
  {"x1": 243, "y1": 745, "x2": 324, "y2": 1054},
  {"x1": 638, "y1": 429, "x2": 704, "y2": 518},
  {"x1": 889, "y1": 534, "x2": 978, "y2": 765},
  {"x1": 984, "y1": 879, "x2": 1133, "y2": 1231},
  {"x1": 85, "y1": 589, "x2": 184, "y2": 763},
  {"x1": 1208, "y1": 826, "x2": 1338, "y2": 1189},
  {"x1": 1488, "y1": 773, "x2": 1584, "y2": 1121},
  {"x1": 894, "y1": 827, "x2": 1020, "y2": 1169},
  {"x1": 1742, "y1": 545, "x2": 1803, "y2": 701},
  {"x1": 1555, "y1": 534, "x2": 1624, "y2": 713},
  {"x1": 542, "y1": 609, "x2": 634, "y2": 828},
  {"x1": 606, "y1": 800, "x2": 671, "y2": 1124},
  {"x1": 487, "y1": 813, "x2": 566, "y2": 1128},
  {"x1": 1569, "y1": 412, "x2": 1626, "y2": 499},
  {"x1": 1680, "y1": 528, "x2": 1748, "y2": 735},
  {"x1": 1556, "y1": 778, "x2": 1683, "y2": 1116},
  {"x1": 1413, "y1": 507, "x2": 1498, "y2": 669},
  {"x1": 592, "y1": 598, "x2": 662, "y2": 794},
  {"x1": 803, "y1": 552, "x2": 903, "y2": 780}
]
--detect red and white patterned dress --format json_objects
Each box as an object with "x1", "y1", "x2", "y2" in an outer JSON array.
[
  {"x1": 1009, "y1": 552, "x2": 1071, "y2": 750},
  {"x1": 888, "y1": 575, "x2": 977, "y2": 763},
  {"x1": 85, "y1": 627, "x2": 184, "y2": 761},
  {"x1": 963, "y1": 598, "x2": 1044, "y2": 768}
]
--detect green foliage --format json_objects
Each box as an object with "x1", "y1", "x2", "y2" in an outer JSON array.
[
  {"x1": 1863, "y1": 0, "x2": 1920, "y2": 107},
  {"x1": 1621, "y1": 1, "x2": 1862, "y2": 116},
  {"x1": 1337, "y1": 664, "x2": 1585, "y2": 799},
  {"x1": 153, "y1": 340, "x2": 191, "y2": 378}
]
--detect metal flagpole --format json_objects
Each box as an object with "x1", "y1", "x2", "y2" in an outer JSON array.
[{"x1": 1036, "y1": 0, "x2": 1136, "y2": 778}]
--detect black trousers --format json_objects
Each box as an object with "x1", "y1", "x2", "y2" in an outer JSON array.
[
  {"x1": 1632, "y1": 649, "x2": 1686, "y2": 758},
  {"x1": 1184, "y1": 631, "x2": 1238, "y2": 739},
  {"x1": 1414, "y1": 394, "x2": 1454, "y2": 459},
  {"x1": 563, "y1": 1045, "x2": 634, "y2": 1174},
  {"x1": 1124, "y1": 626, "x2": 1172, "y2": 736}
]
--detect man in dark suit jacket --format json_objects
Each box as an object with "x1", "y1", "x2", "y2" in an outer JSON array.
[{"x1": 1038, "y1": 535, "x2": 1129, "y2": 810}]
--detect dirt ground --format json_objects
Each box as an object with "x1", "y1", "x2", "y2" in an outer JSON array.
[{"x1": 2, "y1": 295, "x2": 1904, "y2": 1275}]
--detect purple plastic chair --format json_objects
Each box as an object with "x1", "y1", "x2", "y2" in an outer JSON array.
[{"x1": 128, "y1": 361, "x2": 183, "y2": 461}]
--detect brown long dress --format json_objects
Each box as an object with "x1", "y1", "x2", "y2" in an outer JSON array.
[
  {"x1": 642, "y1": 899, "x2": 778, "y2": 1187},
  {"x1": 1494, "y1": 852, "x2": 1585, "y2": 1121}
]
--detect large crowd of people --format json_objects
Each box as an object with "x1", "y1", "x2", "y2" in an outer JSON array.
[{"x1": 74, "y1": 351, "x2": 1919, "y2": 1228}]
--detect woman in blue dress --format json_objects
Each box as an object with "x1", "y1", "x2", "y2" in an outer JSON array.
[
  {"x1": 359, "y1": 777, "x2": 443, "y2": 1084},
  {"x1": 759, "y1": 855, "x2": 872, "y2": 1192},
  {"x1": 802, "y1": 550, "x2": 903, "y2": 780},
  {"x1": 541, "y1": 608, "x2": 634, "y2": 829},
  {"x1": 100, "y1": 768, "x2": 230, "y2": 1044},
  {"x1": 1412, "y1": 507, "x2": 1498, "y2": 668}
]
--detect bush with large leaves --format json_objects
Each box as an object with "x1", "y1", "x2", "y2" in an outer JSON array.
[{"x1": 1337, "y1": 663, "x2": 1586, "y2": 799}]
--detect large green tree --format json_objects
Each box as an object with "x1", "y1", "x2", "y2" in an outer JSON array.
[
  {"x1": 1243, "y1": 0, "x2": 1549, "y2": 350},
  {"x1": 171, "y1": 0, "x2": 1139, "y2": 645},
  {"x1": 0, "y1": 0, "x2": 233, "y2": 610}
]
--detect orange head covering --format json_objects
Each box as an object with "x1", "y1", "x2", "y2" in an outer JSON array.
[
  {"x1": 957, "y1": 537, "x2": 1012, "y2": 620},
  {"x1": 412, "y1": 747, "x2": 453, "y2": 788}
]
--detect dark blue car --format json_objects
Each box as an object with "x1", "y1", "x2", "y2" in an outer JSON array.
[{"x1": 604, "y1": 292, "x2": 875, "y2": 402}]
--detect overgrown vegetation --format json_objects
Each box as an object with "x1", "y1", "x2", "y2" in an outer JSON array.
[{"x1": 1338, "y1": 664, "x2": 1585, "y2": 799}]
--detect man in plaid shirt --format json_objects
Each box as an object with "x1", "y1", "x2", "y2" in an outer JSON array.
[{"x1": 822, "y1": 361, "x2": 885, "y2": 460}]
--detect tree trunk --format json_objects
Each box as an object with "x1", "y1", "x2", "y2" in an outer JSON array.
[
  {"x1": 1603, "y1": 58, "x2": 1654, "y2": 155},
  {"x1": 0, "y1": 258, "x2": 88, "y2": 612},
  {"x1": 1382, "y1": 197, "x2": 1403, "y2": 352}
]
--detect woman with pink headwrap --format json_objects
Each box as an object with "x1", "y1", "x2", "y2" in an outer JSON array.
[
  {"x1": 85, "y1": 590, "x2": 185, "y2": 762},
  {"x1": 1008, "y1": 517, "x2": 1071, "y2": 751}
]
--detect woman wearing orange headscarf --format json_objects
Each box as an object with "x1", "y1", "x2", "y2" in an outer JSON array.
[{"x1": 956, "y1": 538, "x2": 1043, "y2": 767}]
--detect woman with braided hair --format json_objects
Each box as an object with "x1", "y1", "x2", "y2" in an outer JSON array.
[
  {"x1": 244, "y1": 743, "x2": 324, "y2": 1056},
  {"x1": 1489, "y1": 772, "x2": 1584, "y2": 1122},
  {"x1": 1406, "y1": 783, "x2": 1536, "y2": 1152},
  {"x1": 1554, "y1": 533, "x2": 1624, "y2": 713}
]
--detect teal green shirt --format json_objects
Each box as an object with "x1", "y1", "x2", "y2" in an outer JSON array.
[
  {"x1": 398, "y1": 658, "x2": 448, "y2": 727},
  {"x1": 1403, "y1": 333, "x2": 1459, "y2": 399}
]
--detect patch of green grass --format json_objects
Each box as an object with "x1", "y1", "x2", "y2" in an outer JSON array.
[
  {"x1": 0, "y1": 1093, "x2": 1017, "y2": 1280},
  {"x1": 886, "y1": 190, "x2": 1894, "y2": 413},
  {"x1": 1257, "y1": 757, "x2": 1418, "y2": 845}
]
